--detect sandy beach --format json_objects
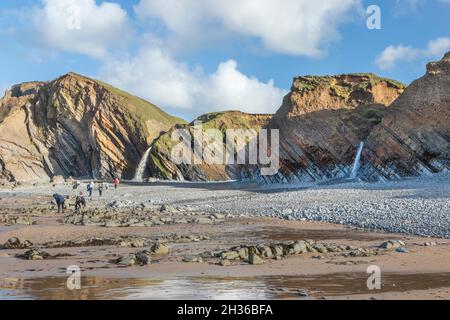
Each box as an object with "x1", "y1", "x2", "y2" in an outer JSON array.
[{"x1": 0, "y1": 174, "x2": 449, "y2": 300}]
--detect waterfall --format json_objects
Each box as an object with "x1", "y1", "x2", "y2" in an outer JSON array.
[
  {"x1": 132, "y1": 146, "x2": 152, "y2": 182},
  {"x1": 350, "y1": 142, "x2": 364, "y2": 179}
]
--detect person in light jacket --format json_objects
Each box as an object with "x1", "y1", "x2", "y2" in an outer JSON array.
[{"x1": 87, "y1": 180, "x2": 95, "y2": 197}]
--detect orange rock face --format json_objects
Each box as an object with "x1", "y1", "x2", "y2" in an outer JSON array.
[
  {"x1": 147, "y1": 111, "x2": 271, "y2": 181},
  {"x1": 242, "y1": 54, "x2": 449, "y2": 183},
  {"x1": 363, "y1": 53, "x2": 450, "y2": 180},
  {"x1": 1, "y1": 54, "x2": 448, "y2": 184},
  {"x1": 237, "y1": 74, "x2": 406, "y2": 183},
  {"x1": 0, "y1": 73, "x2": 183, "y2": 182}
]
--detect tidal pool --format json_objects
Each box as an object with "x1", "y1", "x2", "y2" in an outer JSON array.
[{"x1": 1, "y1": 272, "x2": 449, "y2": 300}]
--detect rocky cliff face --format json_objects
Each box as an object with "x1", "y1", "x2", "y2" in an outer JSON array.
[
  {"x1": 2, "y1": 54, "x2": 448, "y2": 185},
  {"x1": 146, "y1": 111, "x2": 271, "y2": 181},
  {"x1": 239, "y1": 73, "x2": 406, "y2": 183},
  {"x1": 0, "y1": 73, "x2": 184, "y2": 182},
  {"x1": 362, "y1": 52, "x2": 450, "y2": 180},
  {"x1": 241, "y1": 54, "x2": 450, "y2": 183}
]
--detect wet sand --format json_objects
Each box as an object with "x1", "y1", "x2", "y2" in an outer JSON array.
[{"x1": 0, "y1": 180, "x2": 449, "y2": 300}]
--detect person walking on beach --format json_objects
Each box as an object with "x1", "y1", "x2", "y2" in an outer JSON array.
[
  {"x1": 113, "y1": 177, "x2": 120, "y2": 190},
  {"x1": 72, "y1": 179, "x2": 81, "y2": 190},
  {"x1": 75, "y1": 192, "x2": 86, "y2": 213},
  {"x1": 87, "y1": 180, "x2": 95, "y2": 198},
  {"x1": 98, "y1": 182, "x2": 104, "y2": 197},
  {"x1": 53, "y1": 193, "x2": 66, "y2": 213}
]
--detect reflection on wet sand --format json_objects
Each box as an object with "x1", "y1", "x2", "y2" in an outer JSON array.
[
  {"x1": 1, "y1": 273, "x2": 450, "y2": 300},
  {"x1": 244, "y1": 227, "x2": 402, "y2": 242}
]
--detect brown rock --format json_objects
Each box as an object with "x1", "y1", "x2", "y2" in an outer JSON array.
[
  {"x1": 248, "y1": 254, "x2": 264, "y2": 265},
  {"x1": 0, "y1": 73, "x2": 185, "y2": 182},
  {"x1": 151, "y1": 242, "x2": 170, "y2": 255}
]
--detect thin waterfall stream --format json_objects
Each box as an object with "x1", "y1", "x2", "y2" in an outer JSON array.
[
  {"x1": 132, "y1": 146, "x2": 152, "y2": 182},
  {"x1": 350, "y1": 142, "x2": 364, "y2": 179}
]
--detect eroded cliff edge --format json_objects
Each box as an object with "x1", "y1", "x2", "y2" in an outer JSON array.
[{"x1": 0, "y1": 73, "x2": 185, "y2": 182}]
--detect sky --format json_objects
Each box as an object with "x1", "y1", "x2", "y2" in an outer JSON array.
[{"x1": 0, "y1": 0, "x2": 449, "y2": 121}]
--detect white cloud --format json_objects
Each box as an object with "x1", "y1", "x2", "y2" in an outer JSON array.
[
  {"x1": 424, "y1": 37, "x2": 450, "y2": 56},
  {"x1": 32, "y1": 0, "x2": 130, "y2": 58},
  {"x1": 99, "y1": 45, "x2": 287, "y2": 118},
  {"x1": 204, "y1": 60, "x2": 288, "y2": 114},
  {"x1": 134, "y1": 0, "x2": 362, "y2": 57},
  {"x1": 376, "y1": 45, "x2": 420, "y2": 71},
  {"x1": 376, "y1": 37, "x2": 450, "y2": 70}
]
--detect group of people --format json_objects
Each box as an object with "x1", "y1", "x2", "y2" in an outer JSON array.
[{"x1": 53, "y1": 177, "x2": 120, "y2": 214}]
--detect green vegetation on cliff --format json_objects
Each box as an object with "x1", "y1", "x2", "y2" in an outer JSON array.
[{"x1": 294, "y1": 73, "x2": 405, "y2": 97}]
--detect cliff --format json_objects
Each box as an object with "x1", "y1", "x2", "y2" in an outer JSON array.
[
  {"x1": 146, "y1": 111, "x2": 271, "y2": 181},
  {"x1": 0, "y1": 73, "x2": 185, "y2": 182},
  {"x1": 363, "y1": 52, "x2": 450, "y2": 180},
  {"x1": 239, "y1": 73, "x2": 406, "y2": 183}
]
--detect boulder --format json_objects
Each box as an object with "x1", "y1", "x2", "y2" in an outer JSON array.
[
  {"x1": 1, "y1": 237, "x2": 33, "y2": 249},
  {"x1": 182, "y1": 256, "x2": 203, "y2": 263},
  {"x1": 151, "y1": 242, "x2": 170, "y2": 255},
  {"x1": 18, "y1": 249, "x2": 51, "y2": 260},
  {"x1": 15, "y1": 216, "x2": 33, "y2": 225},
  {"x1": 305, "y1": 242, "x2": 317, "y2": 253},
  {"x1": 211, "y1": 213, "x2": 225, "y2": 220},
  {"x1": 271, "y1": 245, "x2": 284, "y2": 257},
  {"x1": 51, "y1": 175, "x2": 65, "y2": 185},
  {"x1": 315, "y1": 244, "x2": 329, "y2": 254},
  {"x1": 297, "y1": 290, "x2": 309, "y2": 297},
  {"x1": 135, "y1": 251, "x2": 152, "y2": 265},
  {"x1": 221, "y1": 251, "x2": 240, "y2": 260},
  {"x1": 65, "y1": 176, "x2": 75, "y2": 184},
  {"x1": 379, "y1": 240, "x2": 403, "y2": 250},
  {"x1": 248, "y1": 254, "x2": 264, "y2": 265},
  {"x1": 259, "y1": 246, "x2": 273, "y2": 258},
  {"x1": 395, "y1": 247, "x2": 409, "y2": 253},
  {"x1": 219, "y1": 259, "x2": 231, "y2": 266},
  {"x1": 115, "y1": 254, "x2": 136, "y2": 267},
  {"x1": 237, "y1": 247, "x2": 249, "y2": 260},
  {"x1": 290, "y1": 241, "x2": 307, "y2": 254}
]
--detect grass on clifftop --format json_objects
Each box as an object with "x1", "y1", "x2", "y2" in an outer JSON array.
[
  {"x1": 192, "y1": 111, "x2": 271, "y2": 132},
  {"x1": 294, "y1": 73, "x2": 406, "y2": 96},
  {"x1": 95, "y1": 79, "x2": 187, "y2": 126}
]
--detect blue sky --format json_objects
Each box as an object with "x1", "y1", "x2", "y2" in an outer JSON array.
[{"x1": 1, "y1": 0, "x2": 449, "y2": 120}]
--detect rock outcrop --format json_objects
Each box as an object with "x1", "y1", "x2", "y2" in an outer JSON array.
[
  {"x1": 146, "y1": 111, "x2": 271, "y2": 181},
  {"x1": 0, "y1": 73, "x2": 185, "y2": 182},
  {"x1": 2, "y1": 53, "x2": 448, "y2": 184},
  {"x1": 363, "y1": 53, "x2": 450, "y2": 180},
  {"x1": 239, "y1": 73, "x2": 406, "y2": 183}
]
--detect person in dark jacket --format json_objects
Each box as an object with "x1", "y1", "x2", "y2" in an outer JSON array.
[
  {"x1": 53, "y1": 193, "x2": 66, "y2": 213},
  {"x1": 98, "y1": 182, "x2": 104, "y2": 197}
]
